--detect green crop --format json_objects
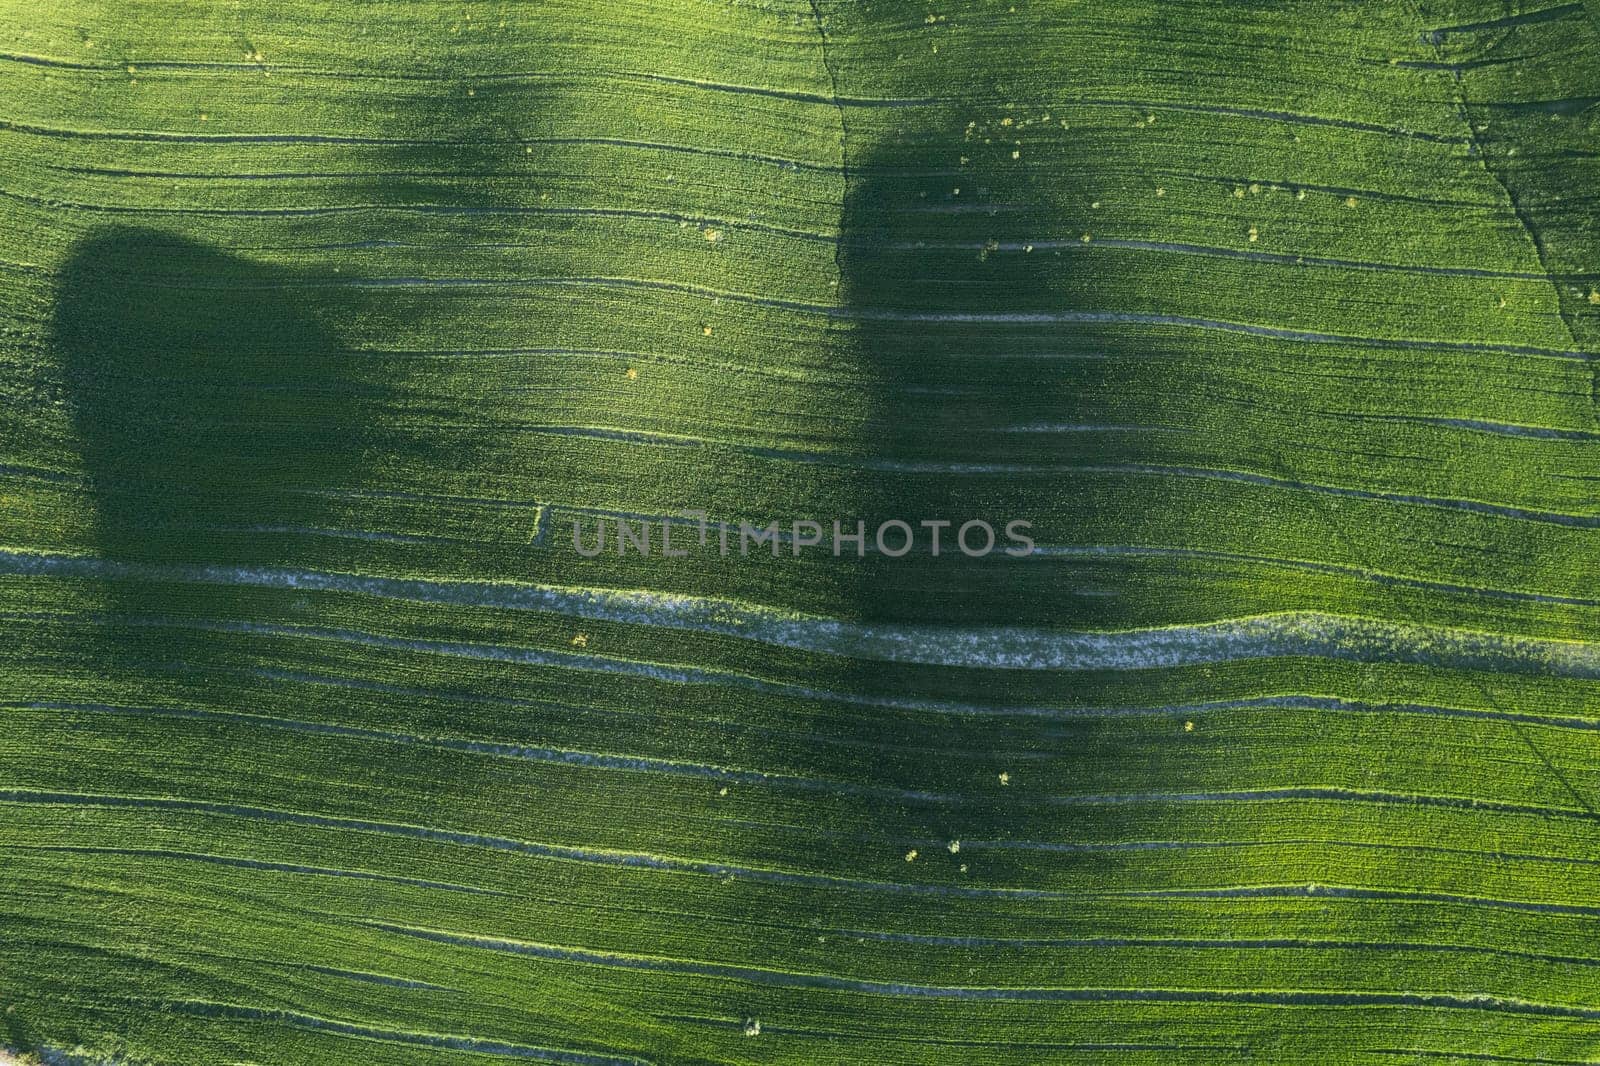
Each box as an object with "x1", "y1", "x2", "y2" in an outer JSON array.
[{"x1": 0, "y1": 1, "x2": 1597, "y2": 1062}]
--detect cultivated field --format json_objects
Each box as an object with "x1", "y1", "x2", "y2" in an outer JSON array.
[{"x1": 1, "y1": 1, "x2": 1598, "y2": 1063}]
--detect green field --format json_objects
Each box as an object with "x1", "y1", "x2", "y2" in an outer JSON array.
[{"x1": 2, "y1": 1, "x2": 1599, "y2": 1062}]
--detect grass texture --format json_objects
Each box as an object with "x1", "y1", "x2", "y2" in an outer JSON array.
[{"x1": 1, "y1": 0, "x2": 1600, "y2": 1062}]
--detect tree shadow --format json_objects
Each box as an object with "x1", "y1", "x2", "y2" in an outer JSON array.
[
  {"x1": 802, "y1": 126, "x2": 1191, "y2": 909},
  {"x1": 48, "y1": 228, "x2": 408, "y2": 715},
  {"x1": 55, "y1": 229, "x2": 392, "y2": 569},
  {"x1": 44, "y1": 75, "x2": 568, "y2": 702}
]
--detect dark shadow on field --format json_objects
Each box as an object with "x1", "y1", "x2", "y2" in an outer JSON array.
[
  {"x1": 803, "y1": 131, "x2": 1187, "y2": 912},
  {"x1": 50, "y1": 228, "x2": 411, "y2": 709},
  {"x1": 46, "y1": 78, "x2": 568, "y2": 702},
  {"x1": 56, "y1": 230, "x2": 392, "y2": 568}
]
